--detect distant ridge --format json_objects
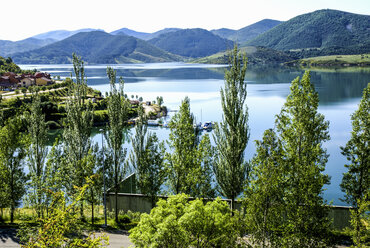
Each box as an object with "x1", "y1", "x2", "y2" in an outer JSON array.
[
  {"x1": 111, "y1": 28, "x2": 181, "y2": 40},
  {"x1": 32, "y1": 28, "x2": 104, "y2": 41},
  {"x1": 148, "y1": 28, "x2": 233, "y2": 58},
  {"x1": 211, "y1": 19, "x2": 282, "y2": 44},
  {"x1": 0, "y1": 38, "x2": 56, "y2": 57},
  {"x1": 13, "y1": 31, "x2": 182, "y2": 64},
  {"x1": 248, "y1": 9, "x2": 370, "y2": 52}
]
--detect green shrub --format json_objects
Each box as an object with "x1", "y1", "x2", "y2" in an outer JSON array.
[
  {"x1": 118, "y1": 214, "x2": 131, "y2": 224},
  {"x1": 129, "y1": 194, "x2": 243, "y2": 248}
]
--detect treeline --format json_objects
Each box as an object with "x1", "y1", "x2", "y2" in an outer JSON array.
[{"x1": 0, "y1": 49, "x2": 368, "y2": 247}]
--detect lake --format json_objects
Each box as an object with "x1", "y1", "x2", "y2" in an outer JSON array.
[{"x1": 20, "y1": 63, "x2": 370, "y2": 205}]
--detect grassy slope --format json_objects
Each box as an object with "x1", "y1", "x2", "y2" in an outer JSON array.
[
  {"x1": 192, "y1": 46, "x2": 294, "y2": 65},
  {"x1": 285, "y1": 54, "x2": 370, "y2": 67}
]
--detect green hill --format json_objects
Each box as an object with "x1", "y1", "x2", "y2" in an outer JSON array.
[
  {"x1": 12, "y1": 31, "x2": 182, "y2": 64},
  {"x1": 0, "y1": 56, "x2": 23, "y2": 73},
  {"x1": 0, "y1": 38, "x2": 56, "y2": 57},
  {"x1": 192, "y1": 46, "x2": 295, "y2": 65},
  {"x1": 148, "y1": 28, "x2": 234, "y2": 58},
  {"x1": 211, "y1": 19, "x2": 282, "y2": 44},
  {"x1": 248, "y1": 9, "x2": 370, "y2": 53}
]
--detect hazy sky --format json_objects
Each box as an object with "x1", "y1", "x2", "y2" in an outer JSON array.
[{"x1": 2, "y1": 0, "x2": 369, "y2": 41}]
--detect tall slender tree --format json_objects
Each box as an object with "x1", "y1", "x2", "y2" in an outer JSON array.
[
  {"x1": 105, "y1": 67, "x2": 129, "y2": 223},
  {"x1": 213, "y1": 45, "x2": 250, "y2": 210},
  {"x1": 63, "y1": 54, "x2": 93, "y2": 219},
  {"x1": 166, "y1": 96, "x2": 215, "y2": 198},
  {"x1": 340, "y1": 83, "x2": 369, "y2": 246},
  {"x1": 130, "y1": 105, "x2": 165, "y2": 207},
  {"x1": 245, "y1": 129, "x2": 286, "y2": 247},
  {"x1": 27, "y1": 92, "x2": 49, "y2": 218},
  {"x1": 0, "y1": 116, "x2": 27, "y2": 223},
  {"x1": 275, "y1": 71, "x2": 331, "y2": 247}
]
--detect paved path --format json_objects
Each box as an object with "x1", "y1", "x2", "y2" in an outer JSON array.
[{"x1": 0, "y1": 228, "x2": 133, "y2": 248}]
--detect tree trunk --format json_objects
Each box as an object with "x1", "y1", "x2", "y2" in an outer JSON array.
[
  {"x1": 10, "y1": 205, "x2": 14, "y2": 223},
  {"x1": 91, "y1": 189, "x2": 94, "y2": 225}
]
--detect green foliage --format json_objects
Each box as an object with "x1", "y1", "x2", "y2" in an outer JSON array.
[
  {"x1": 0, "y1": 116, "x2": 28, "y2": 223},
  {"x1": 245, "y1": 129, "x2": 286, "y2": 247},
  {"x1": 104, "y1": 67, "x2": 129, "y2": 223},
  {"x1": 62, "y1": 54, "x2": 93, "y2": 218},
  {"x1": 27, "y1": 92, "x2": 49, "y2": 218},
  {"x1": 148, "y1": 28, "x2": 233, "y2": 58},
  {"x1": 129, "y1": 194, "x2": 242, "y2": 248},
  {"x1": 166, "y1": 97, "x2": 216, "y2": 198},
  {"x1": 213, "y1": 46, "x2": 250, "y2": 210},
  {"x1": 130, "y1": 105, "x2": 165, "y2": 207},
  {"x1": 248, "y1": 9, "x2": 370, "y2": 54},
  {"x1": 340, "y1": 83, "x2": 370, "y2": 246},
  {"x1": 19, "y1": 177, "x2": 109, "y2": 247},
  {"x1": 274, "y1": 71, "x2": 332, "y2": 247},
  {"x1": 0, "y1": 56, "x2": 22, "y2": 73}
]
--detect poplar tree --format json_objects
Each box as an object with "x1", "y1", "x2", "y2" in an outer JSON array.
[
  {"x1": 245, "y1": 129, "x2": 286, "y2": 247},
  {"x1": 28, "y1": 93, "x2": 49, "y2": 218},
  {"x1": 275, "y1": 71, "x2": 331, "y2": 247},
  {"x1": 130, "y1": 105, "x2": 165, "y2": 207},
  {"x1": 213, "y1": 46, "x2": 250, "y2": 210},
  {"x1": 166, "y1": 97, "x2": 215, "y2": 198},
  {"x1": 0, "y1": 116, "x2": 27, "y2": 223},
  {"x1": 63, "y1": 54, "x2": 93, "y2": 219},
  {"x1": 340, "y1": 83, "x2": 369, "y2": 246},
  {"x1": 104, "y1": 67, "x2": 129, "y2": 223}
]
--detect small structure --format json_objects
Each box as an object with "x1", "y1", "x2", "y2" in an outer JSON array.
[
  {"x1": 146, "y1": 101, "x2": 151, "y2": 106},
  {"x1": 19, "y1": 77, "x2": 35, "y2": 87},
  {"x1": 36, "y1": 77, "x2": 52, "y2": 86},
  {"x1": 130, "y1": 100, "x2": 140, "y2": 105}
]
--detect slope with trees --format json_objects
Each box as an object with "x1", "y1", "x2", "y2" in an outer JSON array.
[
  {"x1": 148, "y1": 28, "x2": 233, "y2": 58},
  {"x1": 248, "y1": 9, "x2": 370, "y2": 55},
  {"x1": 12, "y1": 31, "x2": 182, "y2": 64}
]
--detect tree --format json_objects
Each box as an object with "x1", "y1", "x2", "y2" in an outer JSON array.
[
  {"x1": 63, "y1": 54, "x2": 93, "y2": 219},
  {"x1": 27, "y1": 93, "x2": 49, "y2": 218},
  {"x1": 156, "y1": 96, "x2": 163, "y2": 107},
  {"x1": 340, "y1": 83, "x2": 369, "y2": 247},
  {"x1": 0, "y1": 116, "x2": 27, "y2": 223},
  {"x1": 20, "y1": 177, "x2": 109, "y2": 247},
  {"x1": 275, "y1": 71, "x2": 331, "y2": 247},
  {"x1": 245, "y1": 129, "x2": 286, "y2": 247},
  {"x1": 130, "y1": 105, "x2": 165, "y2": 207},
  {"x1": 213, "y1": 46, "x2": 250, "y2": 211},
  {"x1": 166, "y1": 97, "x2": 215, "y2": 198},
  {"x1": 104, "y1": 66, "x2": 129, "y2": 223},
  {"x1": 129, "y1": 194, "x2": 242, "y2": 248}
]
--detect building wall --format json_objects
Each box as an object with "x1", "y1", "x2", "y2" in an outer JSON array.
[{"x1": 107, "y1": 193, "x2": 352, "y2": 230}]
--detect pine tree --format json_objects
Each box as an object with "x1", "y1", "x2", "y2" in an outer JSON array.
[
  {"x1": 275, "y1": 71, "x2": 331, "y2": 247},
  {"x1": 27, "y1": 92, "x2": 49, "y2": 218},
  {"x1": 213, "y1": 45, "x2": 250, "y2": 210},
  {"x1": 104, "y1": 67, "x2": 129, "y2": 223},
  {"x1": 340, "y1": 83, "x2": 369, "y2": 247},
  {"x1": 166, "y1": 97, "x2": 215, "y2": 197}
]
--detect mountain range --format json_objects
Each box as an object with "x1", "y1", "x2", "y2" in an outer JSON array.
[
  {"x1": 11, "y1": 31, "x2": 181, "y2": 64},
  {"x1": 2, "y1": 9, "x2": 369, "y2": 65}
]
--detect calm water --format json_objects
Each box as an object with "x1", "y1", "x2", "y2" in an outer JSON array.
[{"x1": 20, "y1": 63, "x2": 370, "y2": 205}]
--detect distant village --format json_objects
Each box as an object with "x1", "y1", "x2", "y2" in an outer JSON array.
[{"x1": 0, "y1": 72, "x2": 54, "y2": 90}]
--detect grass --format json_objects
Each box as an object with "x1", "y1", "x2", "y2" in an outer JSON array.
[
  {"x1": 0, "y1": 206, "x2": 140, "y2": 231},
  {"x1": 286, "y1": 54, "x2": 370, "y2": 67}
]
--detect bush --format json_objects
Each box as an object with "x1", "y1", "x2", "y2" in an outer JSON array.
[
  {"x1": 129, "y1": 194, "x2": 243, "y2": 248},
  {"x1": 118, "y1": 214, "x2": 131, "y2": 224}
]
